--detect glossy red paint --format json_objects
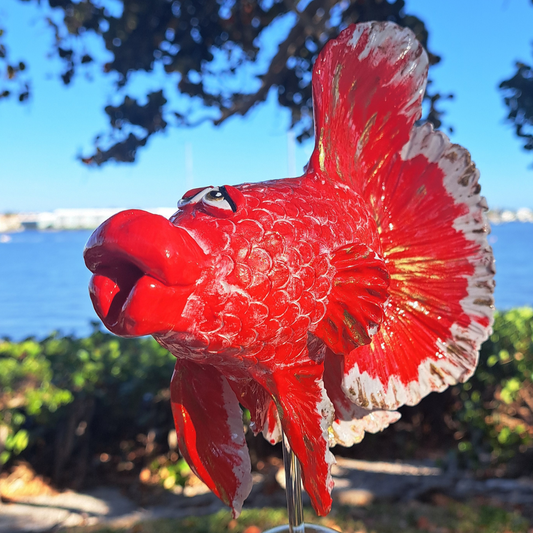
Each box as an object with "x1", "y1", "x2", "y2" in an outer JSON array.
[{"x1": 84, "y1": 22, "x2": 495, "y2": 517}]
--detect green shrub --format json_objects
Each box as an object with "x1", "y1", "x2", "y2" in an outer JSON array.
[
  {"x1": 0, "y1": 339, "x2": 73, "y2": 464},
  {"x1": 1, "y1": 309, "x2": 532, "y2": 483},
  {"x1": 0, "y1": 325, "x2": 177, "y2": 483},
  {"x1": 455, "y1": 307, "x2": 533, "y2": 468}
]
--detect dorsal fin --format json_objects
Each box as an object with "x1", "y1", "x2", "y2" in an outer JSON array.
[
  {"x1": 308, "y1": 22, "x2": 428, "y2": 191},
  {"x1": 314, "y1": 241, "x2": 389, "y2": 354}
]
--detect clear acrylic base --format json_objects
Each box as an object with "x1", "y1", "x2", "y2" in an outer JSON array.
[
  {"x1": 263, "y1": 524, "x2": 341, "y2": 533},
  {"x1": 264, "y1": 433, "x2": 342, "y2": 533}
]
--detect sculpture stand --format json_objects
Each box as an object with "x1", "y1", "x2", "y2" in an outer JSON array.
[{"x1": 263, "y1": 434, "x2": 340, "y2": 533}]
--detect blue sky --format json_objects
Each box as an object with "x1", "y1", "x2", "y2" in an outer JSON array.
[{"x1": 1, "y1": 0, "x2": 533, "y2": 212}]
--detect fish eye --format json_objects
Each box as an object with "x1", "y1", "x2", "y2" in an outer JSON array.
[
  {"x1": 178, "y1": 186, "x2": 214, "y2": 207},
  {"x1": 177, "y1": 185, "x2": 243, "y2": 217},
  {"x1": 201, "y1": 186, "x2": 238, "y2": 217},
  {"x1": 205, "y1": 190, "x2": 225, "y2": 202}
]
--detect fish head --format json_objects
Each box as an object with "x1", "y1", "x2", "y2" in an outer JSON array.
[{"x1": 83, "y1": 183, "x2": 274, "y2": 350}]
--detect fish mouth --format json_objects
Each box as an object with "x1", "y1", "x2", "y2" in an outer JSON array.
[
  {"x1": 84, "y1": 209, "x2": 207, "y2": 336},
  {"x1": 88, "y1": 262, "x2": 144, "y2": 332}
]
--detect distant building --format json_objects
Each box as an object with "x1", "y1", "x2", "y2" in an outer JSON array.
[
  {"x1": 501, "y1": 210, "x2": 517, "y2": 223},
  {"x1": 15, "y1": 207, "x2": 177, "y2": 231},
  {"x1": 487, "y1": 208, "x2": 533, "y2": 224},
  {"x1": 0, "y1": 214, "x2": 22, "y2": 233},
  {"x1": 516, "y1": 207, "x2": 533, "y2": 223}
]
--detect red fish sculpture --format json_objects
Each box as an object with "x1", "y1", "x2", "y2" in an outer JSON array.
[{"x1": 84, "y1": 21, "x2": 495, "y2": 518}]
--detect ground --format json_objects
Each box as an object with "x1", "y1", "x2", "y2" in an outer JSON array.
[{"x1": 1, "y1": 458, "x2": 532, "y2": 532}]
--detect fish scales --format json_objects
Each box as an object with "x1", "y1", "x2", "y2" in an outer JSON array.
[{"x1": 155, "y1": 177, "x2": 379, "y2": 370}]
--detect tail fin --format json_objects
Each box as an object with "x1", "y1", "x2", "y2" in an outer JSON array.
[
  {"x1": 342, "y1": 123, "x2": 495, "y2": 409},
  {"x1": 309, "y1": 22, "x2": 495, "y2": 410}
]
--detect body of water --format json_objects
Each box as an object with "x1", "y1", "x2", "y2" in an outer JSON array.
[
  {"x1": 0, "y1": 230, "x2": 97, "y2": 341},
  {"x1": 0, "y1": 223, "x2": 531, "y2": 341}
]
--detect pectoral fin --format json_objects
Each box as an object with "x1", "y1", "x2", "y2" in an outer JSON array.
[
  {"x1": 170, "y1": 360, "x2": 252, "y2": 518},
  {"x1": 315, "y1": 241, "x2": 389, "y2": 354},
  {"x1": 251, "y1": 356, "x2": 335, "y2": 516}
]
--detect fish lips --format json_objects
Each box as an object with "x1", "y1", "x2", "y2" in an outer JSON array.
[{"x1": 84, "y1": 209, "x2": 207, "y2": 337}]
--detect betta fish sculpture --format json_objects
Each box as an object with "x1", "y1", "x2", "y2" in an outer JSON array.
[{"x1": 84, "y1": 21, "x2": 494, "y2": 518}]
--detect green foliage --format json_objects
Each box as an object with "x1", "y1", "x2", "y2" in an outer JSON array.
[
  {"x1": 151, "y1": 457, "x2": 191, "y2": 490},
  {"x1": 38, "y1": 324, "x2": 175, "y2": 396},
  {"x1": 0, "y1": 339, "x2": 73, "y2": 464},
  {"x1": 0, "y1": 326, "x2": 176, "y2": 473},
  {"x1": 2, "y1": 309, "x2": 533, "y2": 480},
  {"x1": 455, "y1": 308, "x2": 533, "y2": 467}
]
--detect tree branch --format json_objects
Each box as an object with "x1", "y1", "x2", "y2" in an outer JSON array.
[{"x1": 213, "y1": 0, "x2": 333, "y2": 126}]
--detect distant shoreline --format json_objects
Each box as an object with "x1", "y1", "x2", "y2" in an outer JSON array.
[
  {"x1": 0, "y1": 207, "x2": 531, "y2": 233},
  {"x1": 0, "y1": 207, "x2": 176, "y2": 233}
]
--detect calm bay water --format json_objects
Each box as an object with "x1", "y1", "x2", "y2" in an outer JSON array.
[{"x1": 0, "y1": 223, "x2": 531, "y2": 341}]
